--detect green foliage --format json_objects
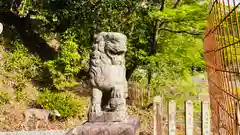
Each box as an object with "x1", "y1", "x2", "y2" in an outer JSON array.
[
  {"x1": 0, "y1": 2, "x2": 211, "y2": 133},
  {"x1": 131, "y1": 34, "x2": 205, "y2": 84},
  {"x1": 3, "y1": 0, "x2": 207, "y2": 84},
  {"x1": 0, "y1": 91, "x2": 10, "y2": 105},
  {"x1": 131, "y1": 69, "x2": 204, "y2": 111},
  {"x1": 2, "y1": 41, "x2": 43, "y2": 100},
  {"x1": 15, "y1": 90, "x2": 27, "y2": 102},
  {"x1": 1, "y1": 0, "x2": 209, "y2": 112},
  {"x1": 45, "y1": 29, "x2": 89, "y2": 90},
  {"x1": 162, "y1": 79, "x2": 200, "y2": 109},
  {"x1": 4, "y1": 41, "x2": 42, "y2": 79},
  {"x1": 36, "y1": 88, "x2": 86, "y2": 119}
]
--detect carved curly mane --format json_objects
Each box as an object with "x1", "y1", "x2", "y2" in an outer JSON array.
[
  {"x1": 88, "y1": 32, "x2": 128, "y2": 122},
  {"x1": 89, "y1": 32, "x2": 127, "y2": 89}
]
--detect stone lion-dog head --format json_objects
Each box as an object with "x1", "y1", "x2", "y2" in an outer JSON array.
[{"x1": 91, "y1": 32, "x2": 127, "y2": 66}]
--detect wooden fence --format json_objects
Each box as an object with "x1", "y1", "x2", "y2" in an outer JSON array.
[{"x1": 153, "y1": 96, "x2": 211, "y2": 135}]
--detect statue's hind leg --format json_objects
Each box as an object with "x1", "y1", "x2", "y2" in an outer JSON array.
[
  {"x1": 90, "y1": 88, "x2": 103, "y2": 116},
  {"x1": 101, "y1": 91, "x2": 111, "y2": 111},
  {"x1": 110, "y1": 86, "x2": 127, "y2": 122}
]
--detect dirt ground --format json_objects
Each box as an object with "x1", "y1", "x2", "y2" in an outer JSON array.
[{"x1": 0, "y1": 102, "x2": 85, "y2": 132}]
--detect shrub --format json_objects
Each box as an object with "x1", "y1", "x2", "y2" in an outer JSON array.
[
  {"x1": 3, "y1": 41, "x2": 43, "y2": 101},
  {"x1": 36, "y1": 88, "x2": 87, "y2": 119},
  {"x1": 15, "y1": 90, "x2": 27, "y2": 102},
  {"x1": 0, "y1": 91, "x2": 10, "y2": 105},
  {"x1": 45, "y1": 29, "x2": 89, "y2": 90},
  {"x1": 4, "y1": 41, "x2": 42, "y2": 79}
]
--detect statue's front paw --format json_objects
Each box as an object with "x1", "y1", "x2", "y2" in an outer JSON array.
[
  {"x1": 111, "y1": 90, "x2": 122, "y2": 98},
  {"x1": 91, "y1": 105, "x2": 103, "y2": 116}
]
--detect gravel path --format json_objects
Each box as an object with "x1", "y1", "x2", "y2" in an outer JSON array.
[{"x1": 0, "y1": 130, "x2": 69, "y2": 135}]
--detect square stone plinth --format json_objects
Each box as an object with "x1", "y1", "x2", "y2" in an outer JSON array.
[
  {"x1": 66, "y1": 117, "x2": 140, "y2": 135},
  {"x1": 88, "y1": 111, "x2": 127, "y2": 122}
]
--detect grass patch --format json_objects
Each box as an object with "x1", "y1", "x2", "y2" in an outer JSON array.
[{"x1": 36, "y1": 88, "x2": 89, "y2": 119}]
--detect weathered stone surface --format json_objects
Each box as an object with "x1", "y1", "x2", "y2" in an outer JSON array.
[
  {"x1": 88, "y1": 32, "x2": 128, "y2": 122},
  {"x1": 0, "y1": 23, "x2": 3, "y2": 34},
  {"x1": 88, "y1": 111, "x2": 127, "y2": 122},
  {"x1": 67, "y1": 32, "x2": 140, "y2": 135},
  {"x1": 65, "y1": 117, "x2": 140, "y2": 135}
]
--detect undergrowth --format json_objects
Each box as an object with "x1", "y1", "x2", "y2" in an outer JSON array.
[
  {"x1": 0, "y1": 34, "x2": 207, "y2": 134},
  {"x1": 3, "y1": 35, "x2": 88, "y2": 91},
  {"x1": 0, "y1": 91, "x2": 10, "y2": 105},
  {"x1": 44, "y1": 30, "x2": 89, "y2": 90},
  {"x1": 1, "y1": 40, "x2": 89, "y2": 120},
  {"x1": 36, "y1": 88, "x2": 88, "y2": 119},
  {"x1": 4, "y1": 41, "x2": 42, "y2": 80}
]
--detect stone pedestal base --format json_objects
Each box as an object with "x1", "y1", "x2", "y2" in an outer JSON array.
[
  {"x1": 66, "y1": 117, "x2": 140, "y2": 135},
  {"x1": 88, "y1": 111, "x2": 127, "y2": 122}
]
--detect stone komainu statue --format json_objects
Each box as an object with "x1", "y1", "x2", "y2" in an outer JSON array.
[{"x1": 89, "y1": 32, "x2": 128, "y2": 122}]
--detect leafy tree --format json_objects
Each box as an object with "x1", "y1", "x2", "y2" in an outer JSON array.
[{"x1": 0, "y1": 0, "x2": 208, "y2": 90}]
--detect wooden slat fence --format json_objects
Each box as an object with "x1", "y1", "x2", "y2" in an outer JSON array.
[
  {"x1": 153, "y1": 96, "x2": 211, "y2": 135},
  {"x1": 128, "y1": 82, "x2": 148, "y2": 107}
]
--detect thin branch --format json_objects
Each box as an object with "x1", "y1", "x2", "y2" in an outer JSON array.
[
  {"x1": 11, "y1": 0, "x2": 22, "y2": 14},
  {"x1": 173, "y1": 0, "x2": 181, "y2": 9},
  {"x1": 159, "y1": 28, "x2": 203, "y2": 35},
  {"x1": 116, "y1": 6, "x2": 137, "y2": 28},
  {"x1": 129, "y1": 23, "x2": 135, "y2": 36},
  {"x1": 160, "y1": 0, "x2": 165, "y2": 11},
  {"x1": 0, "y1": 11, "x2": 58, "y2": 60},
  {"x1": 153, "y1": 0, "x2": 161, "y2": 4}
]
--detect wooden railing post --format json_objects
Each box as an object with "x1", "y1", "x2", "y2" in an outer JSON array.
[
  {"x1": 152, "y1": 99, "x2": 211, "y2": 135},
  {"x1": 168, "y1": 100, "x2": 176, "y2": 135},
  {"x1": 153, "y1": 96, "x2": 163, "y2": 135},
  {"x1": 185, "y1": 100, "x2": 193, "y2": 135},
  {"x1": 201, "y1": 101, "x2": 210, "y2": 135}
]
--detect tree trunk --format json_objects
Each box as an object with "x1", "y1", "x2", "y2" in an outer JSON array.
[
  {"x1": 0, "y1": 11, "x2": 58, "y2": 60},
  {"x1": 147, "y1": 20, "x2": 160, "y2": 102},
  {"x1": 126, "y1": 64, "x2": 138, "y2": 81},
  {"x1": 11, "y1": 0, "x2": 22, "y2": 14},
  {"x1": 147, "y1": 70, "x2": 152, "y2": 103}
]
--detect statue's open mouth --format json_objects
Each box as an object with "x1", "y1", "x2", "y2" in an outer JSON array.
[
  {"x1": 108, "y1": 49, "x2": 125, "y2": 55},
  {"x1": 116, "y1": 50, "x2": 125, "y2": 55}
]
